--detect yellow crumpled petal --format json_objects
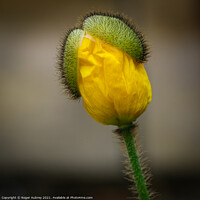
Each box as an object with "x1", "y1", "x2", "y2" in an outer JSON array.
[{"x1": 78, "y1": 32, "x2": 152, "y2": 126}]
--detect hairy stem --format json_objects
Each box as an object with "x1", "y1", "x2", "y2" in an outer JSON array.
[{"x1": 120, "y1": 124, "x2": 150, "y2": 200}]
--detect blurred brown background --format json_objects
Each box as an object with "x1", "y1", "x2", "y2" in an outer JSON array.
[{"x1": 0, "y1": 0, "x2": 200, "y2": 199}]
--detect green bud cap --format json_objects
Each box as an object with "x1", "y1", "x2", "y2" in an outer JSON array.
[
  {"x1": 81, "y1": 12, "x2": 148, "y2": 63},
  {"x1": 58, "y1": 12, "x2": 149, "y2": 100},
  {"x1": 59, "y1": 28, "x2": 84, "y2": 99}
]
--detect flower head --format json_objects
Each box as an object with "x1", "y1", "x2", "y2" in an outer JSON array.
[{"x1": 59, "y1": 12, "x2": 152, "y2": 126}]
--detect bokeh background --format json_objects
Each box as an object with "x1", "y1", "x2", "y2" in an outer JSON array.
[{"x1": 0, "y1": 0, "x2": 200, "y2": 199}]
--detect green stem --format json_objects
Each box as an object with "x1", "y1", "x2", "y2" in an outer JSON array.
[{"x1": 121, "y1": 125, "x2": 150, "y2": 200}]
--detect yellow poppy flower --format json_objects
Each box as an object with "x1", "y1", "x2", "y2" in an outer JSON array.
[
  {"x1": 78, "y1": 32, "x2": 152, "y2": 126},
  {"x1": 59, "y1": 13, "x2": 153, "y2": 200}
]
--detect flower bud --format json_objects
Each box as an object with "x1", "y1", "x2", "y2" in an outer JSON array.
[{"x1": 59, "y1": 12, "x2": 152, "y2": 126}]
